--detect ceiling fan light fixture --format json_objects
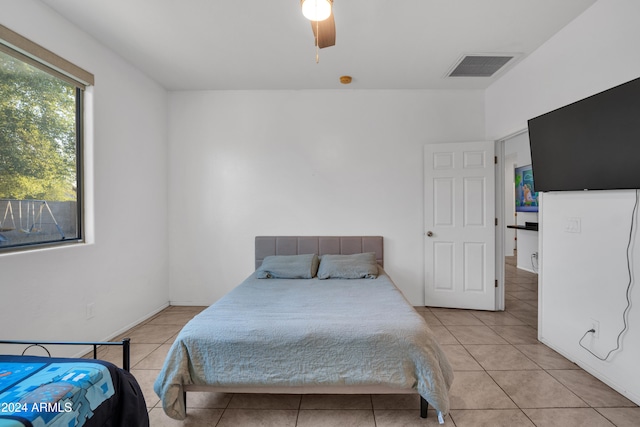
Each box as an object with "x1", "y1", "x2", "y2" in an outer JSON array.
[{"x1": 301, "y1": 0, "x2": 332, "y2": 22}]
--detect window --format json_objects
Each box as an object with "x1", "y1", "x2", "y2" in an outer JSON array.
[{"x1": 0, "y1": 25, "x2": 93, "y2": 251}]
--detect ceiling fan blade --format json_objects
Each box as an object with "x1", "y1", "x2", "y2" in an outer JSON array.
[{"x1": 311, "y1": 11, "x2": 335, "y2": 48}]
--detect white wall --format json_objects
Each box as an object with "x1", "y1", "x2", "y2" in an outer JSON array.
[
  {"x1": 168, "y1": 90, "x2": 485, "y2": 305},
  {"x1": 0, "y1": 0, "x2": 169, "y2": 355},
  {"x1": 486, "y1": 0, "x2": 640, "y2": 404}
]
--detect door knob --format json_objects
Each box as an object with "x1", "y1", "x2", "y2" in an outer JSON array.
[{"x1": 426, "y1": 231, "x2": 434, "y2": 237}]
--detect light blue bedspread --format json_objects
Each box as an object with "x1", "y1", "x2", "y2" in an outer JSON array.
[{"x1": 154, "y1": 269, "x2": 453, "y2": 419}]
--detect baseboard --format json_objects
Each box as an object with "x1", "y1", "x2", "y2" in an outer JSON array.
[
  {"x1": 168, "y1": 300, "x2": 211, "y2": 306},
  {"x1": 516, "y1": 265, "x2": 537, "y2": 274}
]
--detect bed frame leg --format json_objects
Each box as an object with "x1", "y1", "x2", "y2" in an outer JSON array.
[
  {"x1": 183, "y1": 391, "x2": 187, "y2": 411},
  {"x1": 420, "y1": 396, "x2": 428, "y2": 418}
]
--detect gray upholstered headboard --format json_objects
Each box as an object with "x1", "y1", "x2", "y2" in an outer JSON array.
[{"x1": 255, "y1": 236, "x2": 384, "y2": 269}]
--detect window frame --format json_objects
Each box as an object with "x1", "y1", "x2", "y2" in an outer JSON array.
[{"x1": 0, "y1": 24, "x2": 93, "y2": 253}]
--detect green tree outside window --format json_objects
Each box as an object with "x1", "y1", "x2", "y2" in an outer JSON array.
[{"x1": 0, "y1": 50, "x2": 77, "y2": 201}]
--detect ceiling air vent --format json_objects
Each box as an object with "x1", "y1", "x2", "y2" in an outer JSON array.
[{"x1": 448, "y1": 55, "x2": 514, "y2": 77}]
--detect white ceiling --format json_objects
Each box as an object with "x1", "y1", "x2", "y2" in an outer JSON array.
[{"x1": 39, "y1": 0, "x2": 597, "y2": 91}]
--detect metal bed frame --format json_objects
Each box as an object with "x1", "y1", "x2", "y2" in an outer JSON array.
[
  {"x1": 183, "y1": 389, "x2": 429, "y2": 418},
  {"x1": 0, "y1": 338, "x2": 131, "y2": 371}
]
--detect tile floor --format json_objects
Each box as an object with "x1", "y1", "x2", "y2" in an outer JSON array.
[{"x1": 96, "y1": 257, "x2": 639, "y2": 426}]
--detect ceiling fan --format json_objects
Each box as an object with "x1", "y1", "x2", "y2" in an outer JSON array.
[{"x1": 301, "y1": 0, "x2": 336, "y2": 49}]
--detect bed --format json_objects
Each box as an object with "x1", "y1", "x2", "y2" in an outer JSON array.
[
  {"x1": 154, "y1": 236, "x2": 454, "y2": 423},
  {"x1": 0, "y1": 339, "x2": 149, "y2": 427}
]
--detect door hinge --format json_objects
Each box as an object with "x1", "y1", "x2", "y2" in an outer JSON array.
[
  {"x1": 495, "y1": 218, "x2": 498, "y2": 226},
  {"x1": 495, "y1": 279, "x2": 498, "y2": 288},
  {"x1": 494, "y1": 156, "x2": 498, "y2": 164}
]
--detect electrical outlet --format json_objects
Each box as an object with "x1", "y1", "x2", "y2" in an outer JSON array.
[
  {"x1": 86, "y1": 303, "x2": 95, "y2": 319},
  {"x1": 590, "y1": 318, "x2": 600, "y2": 339},
  {"x1": 564, "y1": 217, "x2": 582, "y2": 233}
]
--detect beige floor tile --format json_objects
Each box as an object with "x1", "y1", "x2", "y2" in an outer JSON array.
[
  {"x1": 595, "y1": 407, "x2": 640, "y2": 427},
  {"x1": 121, "y1": 323, "x2": 183, "y2": 344},
  {"x1": 520, "y1": 317, "x2": 539, "y2": 328},
  {"x1": 505, "y1": 284, "x2": 533, "y2": 292},
  {"x1": 506, "y1": 299, "x2": 538, "y2": 317},
  {"x1": 439, "y1": 344, "x2": 483, "y2": 371},
  {"x1": 490, "y1": 325, "x2": 539, "y2": 345},
  {"x1": 185, "y1": 391, "x2": 232, "y2": 409},
  {"x1": 166, "y1": 305, "x2": 208, "y2": 314},
  {"x1": 448, "y1": 371, "x2": 517, "y2": 410},
  {"x1": 130, "y1": 368, "x2": 162, "y2": 408},
  {"x1": 514, "y1": 344, "x2": 579, "y2": 370},
  {"x1": 547, "y1": 370, "x2": 637, "y2": 407},
  {"x1": 149, "y1": 408, "x2": 223, "y2": 427},
  {"x1": 523, "y1": 408, "x2": 615, "y2": 427},
  {"x1": 432, "y1": 311, "x2": 484, "y2": 326},
  {"x1": 446, "y1": 326, "x2": 509, "y2": 345},
  {"x1": 227, "y1": 393, "x2": 301, "y2": 409},
  {"x1": 505, "y1": 300, "x2": 539, "y2": 312},
  {"x1": 508, "y1": 276, "x2": 538, "y2": 284},
  {"x1": 450, "y1": 409, "x2": 535, "y2": 426},
  {"x1": 465, "y1": 345, "x2": 540, "y2": 371},
  {"x1": 85, "y1": 342, "x2": 160, "y2": 369},
  {"x1": 300, "y1": 394, "x2": 371, "y2": 409},
  {"x1": 488, "y1": 370, "x2": 587, "y2": 409},
  {"x1": 374, "y1": 409, "x2": 451, "y2": 426},
  {"x1": 147, "y1": 310, "x2": 200, "y2": 326},
  {"x1": 517, "y1": 282, "x2": 539, "y2": 292},
  {"x1": 420, "y1": 311, "x2": 443, "y2": 326},
  {"x1": 148, "y1": 407, "x2": 223, "y2": 426},
  {"x1": 505, "y1": 303, "x2": 537, "y2": 314},
  {"x1": 167, "y1": 332, "x2": 180, "y2": 344},
  {"x1": 428, "y1": 307, "x2": 464, "y2": 313},
  {"x1": 504, "y1": 310, "x2": 538, "y2": 328},
  {"x1": 508, "y1": 291, "x2": 538, "y2": 301},
  {"x1": 371, "y1": 394, "x2": 420, "y2": 410},
  {"x1": 296, "y1": 409, "x2": 375, "y2": 427},
  {"x1": 471, "y1": 311, "x2": 525, "y2": 326},
  {"x1": 428, "y1": 326, "x2": 460, "y2": 344},
  {"x1": 133, "y1": 343, "x2": 172, "y2": 369},
  {"x1": 216, "y1": 409, "x2": 298, "y2": 427},
  {"x1": 130, "y1": 343, "x2": 164, "y2": 366}
]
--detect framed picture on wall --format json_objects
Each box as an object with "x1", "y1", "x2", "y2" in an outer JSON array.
[{"x1": 515, "y1": 164, "x2": 539, "y2": 212}]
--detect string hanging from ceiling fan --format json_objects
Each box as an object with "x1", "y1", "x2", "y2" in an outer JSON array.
[
  {"x1": 301, "y1": 0, "x2": 335, "y2": 63},
  {"x1": 316, "y1": 19, "x2": 320, "y2": 63}
]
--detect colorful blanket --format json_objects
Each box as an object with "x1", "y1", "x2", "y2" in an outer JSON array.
[{"x1": 0, "y1": 355, "x2": 148, "y2": 427}]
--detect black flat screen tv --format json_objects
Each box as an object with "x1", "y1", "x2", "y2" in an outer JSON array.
[{"x1": 527, "y1": 76, "x2": 640, "y2": 192}]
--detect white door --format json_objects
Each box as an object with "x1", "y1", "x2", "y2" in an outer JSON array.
[{"x1": 424, "y1": 141, "x2": 496, "y2": 310}]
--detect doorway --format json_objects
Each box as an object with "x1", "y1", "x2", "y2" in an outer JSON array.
[{"x1": 499, "y1": 130, "x2": 539, "y2": 319}]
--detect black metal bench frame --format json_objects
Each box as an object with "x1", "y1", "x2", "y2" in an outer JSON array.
[{"x1": 0, "y1": 338, "x2": 131, "y2": 371}]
